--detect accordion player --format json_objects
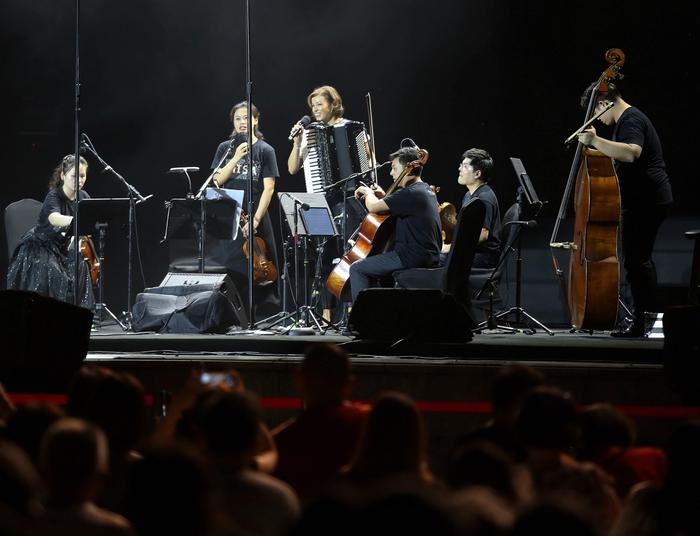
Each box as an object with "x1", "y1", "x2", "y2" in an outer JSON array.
[{"x1": 302, "y1": 120, "x2": 372, "y2": 196}]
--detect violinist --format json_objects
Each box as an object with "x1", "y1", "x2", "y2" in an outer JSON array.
[
  {"x1": 210, "y1": 101, "x2": 280, "y2": 318},
  {"x1": 349, "y1": 146, "x2": 442, "y2": 303},
  {"x1": 577, "y1": 83, "x2": 672, "y2": 337},
  {"x1": 449, "y1": 148, "x2": 501, "y2": 268},
  {"x1": 6, "y1": 154, "x2": 95, "y2": 309}
]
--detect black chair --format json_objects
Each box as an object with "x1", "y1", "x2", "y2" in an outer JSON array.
[
  {"x1": 469, "y1": 202, "x2": 521, "y2": 331},
  {"x1": 4, "y1": 199, "x2": 42, "y2": 258},
  {"x1": 471, "y1": 201, "x2": 552, "y2": 334},
  {"x1": 393, "y1": 198, "x2": 486, "y2": 311}
]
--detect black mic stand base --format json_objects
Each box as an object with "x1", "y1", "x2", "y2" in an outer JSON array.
[{"x1": 93, "y1": 302, "x2": 129, "y2": 332}]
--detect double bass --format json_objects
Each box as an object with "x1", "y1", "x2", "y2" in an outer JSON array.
[
  {"x1": 325, "y1": 149, "x2": 429, "y2": 301},
  {"x1": 550, "y1": 48, "x2": 625, "y2": 330}
]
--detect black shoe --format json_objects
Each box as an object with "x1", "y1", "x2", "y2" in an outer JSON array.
[{"x1": 610, "y1": 321, "x2": 647, "y2": 338}]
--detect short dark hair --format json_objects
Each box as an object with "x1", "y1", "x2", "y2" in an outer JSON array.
[
  {"x1": 580, "y1": 81, "x2": 622, "y2": 110},
  {"x1": 389, "y1": 147, "x2": 422, "y2": 177},
  {"x1": 198, "y1": 391, "x2": 261, "y2": 455},
  {"x1": 462, "y1": 148, "x2": 493, "y2": 183},
  {"x1": 302, "y1": 343, "x2": 351, "y2": 394}
]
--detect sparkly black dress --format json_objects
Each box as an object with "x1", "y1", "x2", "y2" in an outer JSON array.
[{"x1": 6, "y1": 187, "x2": 95, "y2": 309}]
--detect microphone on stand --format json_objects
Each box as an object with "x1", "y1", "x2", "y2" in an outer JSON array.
[
  {"x1": 231, "y1": 132, "x2": 248, "y2": 148},
  {"x1": 168, "y1": 167, "x2": 200, "y2": 173},
  {"x1": 283, "y1": 192, "x2": 310, "y2": 211},
  {"x1": 288, "y1": 115, "x2": 312, "y2": 140}
]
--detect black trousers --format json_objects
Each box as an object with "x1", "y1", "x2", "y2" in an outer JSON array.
[{"x1": 620, "y1": 205, "x2": 668, "y2": 319}]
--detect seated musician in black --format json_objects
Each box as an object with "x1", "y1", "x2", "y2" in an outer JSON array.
[
  {"x1": 450, "y1": 148, "x2": 501, "y2": 268},
  {"x1": 349, "y1": 147, "x2": 442, "y2": 303},
  {"x1": 6, "y1": 154, "x2": 95, "y2": 309}
]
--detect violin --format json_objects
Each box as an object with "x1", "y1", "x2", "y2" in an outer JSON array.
[
  {"x1": 240, "y1": 212, "x2": 278, "y2": 287},
  {"x1": 79, "y1": 235, "x2": 101, "y2": 285}
]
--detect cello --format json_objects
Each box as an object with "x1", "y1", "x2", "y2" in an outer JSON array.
[
  {"x1": 325, "y1": 148, "x2": 429, "y2": 301},
  {"x1": 550, "y1": 48, "x2": 625, "y2": 330}
]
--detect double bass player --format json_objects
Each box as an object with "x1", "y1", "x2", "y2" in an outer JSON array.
[{"x1": 577, "y1": 82, "x2": 673, "y2": 337}]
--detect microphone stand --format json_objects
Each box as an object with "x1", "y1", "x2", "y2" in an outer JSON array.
[
  {"x1": 81, "y1": 138, "x2": 152, "y2": 329},
  {"x1": 244, "y1": 0, "x2": 255, "y2": 330},
  {"x1": 72, "y1": 0, "x2": 81, "y2": 307}
]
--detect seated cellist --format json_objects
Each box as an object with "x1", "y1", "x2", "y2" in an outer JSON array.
[{"x1": 349, "y1": 146, "x2": 442, "y2": 303}]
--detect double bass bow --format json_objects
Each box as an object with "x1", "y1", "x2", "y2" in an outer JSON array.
[
  {"x1": 325, "y1": 148, "x2": 429, "y2": 301},
  {"x1": 550, "y1": 48, "x2": 625, "y2": 330}
]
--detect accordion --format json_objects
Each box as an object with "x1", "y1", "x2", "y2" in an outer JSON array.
[{"x1": 303, "y1": 121, "x2": 371, "y2": 194}]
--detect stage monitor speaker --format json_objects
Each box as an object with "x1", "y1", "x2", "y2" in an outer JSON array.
[
  {"x1": 349, "y1": 288, "x2": 474, "y2": 342},
  {"x1": 0, "y1": 290, "x2": 93, "y2": 392},
  {"x1": 131, "y1": 273, "x2": 247, "y2": 333}
]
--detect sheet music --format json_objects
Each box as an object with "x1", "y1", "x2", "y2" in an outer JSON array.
[{"x1": 205, "y1": 188, "x2": 245, "y2": 240}]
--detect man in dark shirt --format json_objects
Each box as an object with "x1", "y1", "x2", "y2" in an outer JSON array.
[
  {"x1": 578, "y1": 83, "x2": 673, "y2": 337},
  {"x1": 454, "y1": 148, "x2": 501, "y2": 268},
  {"x1": 349, "y1": 146, "x2": 442, "y2": 303}
]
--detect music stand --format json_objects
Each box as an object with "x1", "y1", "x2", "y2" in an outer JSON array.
[
  {"x1": 162, "y1": 194, "x2": 242, "y2": 273},
  {"x1": 265, "y1": 193, "x2": 337, "y2": 334},
  {"x1": 478, "y1": 158, "x2": 552, "y2": 334},
  {"x1": 78, "y1": 198, "x2": 132, "y2": 330}
]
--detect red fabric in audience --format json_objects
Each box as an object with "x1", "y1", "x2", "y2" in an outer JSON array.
[
  {"x1": 595, "y1": 446, "x2": 667, "y2": 498},
  {"x1": 273, "y1": 402, "x2": 369, "y2": 502}
]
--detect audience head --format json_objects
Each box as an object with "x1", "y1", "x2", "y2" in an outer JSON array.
[
  {"x1": 4, "y1": 402, "x2": 65, "y2": 465},
  {"x1": 299, "y1": 343, "x2": 352, "y2": 405},
  {"x1": 491, "y1": 364, "x2": 546, "y2": 425},
  {"x1": 0, "y1": 441, "x2": 43, "y2": 532},
  {"x1": 578, "y1": 403, "x2": 635, "y2": 460},
  {"x1": 349, "y1": 391, "x2": 428, "y2": 481},
  {"x1": 515, "y1": 386, "x2": 578, "y2": 450},
  {"x1": 126, "y1": 443, "x2": 212, "y2": 536},
  {"x1": 39, "y1": 418, "x2": 109, "y2": 504},
  {"x1": 196, "y1": 390, "x2": 261, "y2": 458},
  {"x1": 68, "y1": 366, "x2": 147, "y2": 459},
  {"x1": 447, "y1": 440, "x2": 518, "y2": 503}
]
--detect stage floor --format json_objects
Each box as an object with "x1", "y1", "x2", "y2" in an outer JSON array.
[{"x1": 88, "y1": 323, "x2": 664, "y2": 364}]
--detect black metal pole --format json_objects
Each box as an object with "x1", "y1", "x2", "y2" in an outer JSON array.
[
  {"x1": 72, "y1": 0, "x2": 81, "y2": 306},
  {"x1": 245, "y1": 0, "x2": 254, "y2": 330}
]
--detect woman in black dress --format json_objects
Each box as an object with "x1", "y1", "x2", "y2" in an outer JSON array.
[{"x1": 7, "y1": 154, "x2": 95, "y2": 309}]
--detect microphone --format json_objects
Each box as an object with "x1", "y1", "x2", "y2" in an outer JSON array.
[
  {"x1": 168, "y1": 167, "x2": 200, "y2": 173},
  {"x1": 80, "y1": 141, "x2": 113, "y2": 173},
  {"x1": 284, "y1": 192, "x2": 310, "y2": 210},
  {"x1": 229, "y1": 132, "x2": 248, "y2": 150},
  {"x1": 288, "y1": 115, "x2": 312, "y2": 140}
]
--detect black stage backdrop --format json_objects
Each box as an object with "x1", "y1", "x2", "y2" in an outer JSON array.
[{"x1": 2, "y1": 0, "x2": 698, "y2": 315}]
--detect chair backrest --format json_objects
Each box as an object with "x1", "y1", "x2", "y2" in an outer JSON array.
[
  {"x1": 491, "y1": 202, "x2": 522, "y2": 278},
  {"x1": 444, "y1": 198, "x2": 486, "y2": 303},
  {"x1": 4, "y1": 199, "x2": 43, "y2": 258}
]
